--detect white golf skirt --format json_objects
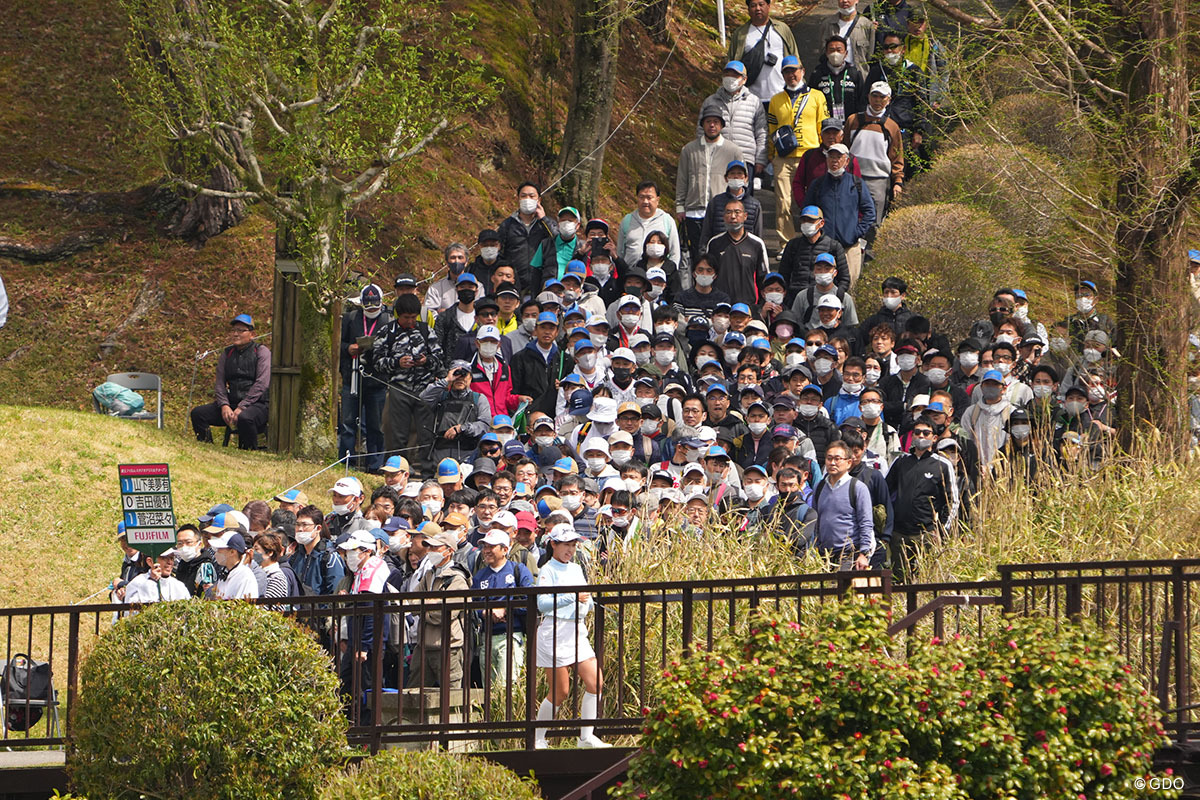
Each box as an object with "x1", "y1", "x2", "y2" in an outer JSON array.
[{"x1": 536, "y1": 616, "x2": 596, "y2": 668}]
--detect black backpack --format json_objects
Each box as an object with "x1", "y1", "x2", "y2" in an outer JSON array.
[{"x1": 3, "y1": 655, "x2": 52, "y2": 732}]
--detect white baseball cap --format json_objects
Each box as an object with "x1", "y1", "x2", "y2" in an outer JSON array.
[
  {"x1": 582, "y1": 436, "x2": 610, "y2": 456},
  {"x1": 815, "y1": 294, "x2": 844, "y2": 310},
  {"x1": 869, "y1": 80, "x2": 893, "y2": 96},
  {"x1": 337, "y1": 530, "x2": 378, "y2": 551},
  {"x1": 548, "y1": 523, "x2": 582, "y2": 543},
  {"x1": 330, "y1": 476, "x2": 364, "y2": 496},
  {"x1": 476, "y1": 325, "x2": 501, "y2": 341},
  {"x1": 610, "y1": 347, "x2": 636, "y2": 364},
  {"x1": 492, "y1": 510, "x2": 518, "y2": 529},
  {"x1": 480, "y1": 529, "x2": 511, "y2": 548}
]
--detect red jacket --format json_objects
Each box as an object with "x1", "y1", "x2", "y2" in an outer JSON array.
[
  {"x1": 470, "y1": 358, "x2": 520, "y2": 417},
  {"x1": 792, "y1": 147, "x2": 862, "y2": 209}
]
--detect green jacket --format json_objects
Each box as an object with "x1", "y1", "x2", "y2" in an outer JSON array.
[{"x1": 726, "y1": 19, "x2": 799, "y2": 65}]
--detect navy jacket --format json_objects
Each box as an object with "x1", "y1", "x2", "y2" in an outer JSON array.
[
  {"x1": 472, "y1": 560, "x2": 534, "y2": 636},
  {"x1": 803, "y1": 171, "x2": 876, "y2": 247}
]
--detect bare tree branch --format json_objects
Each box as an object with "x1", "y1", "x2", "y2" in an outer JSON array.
[
  {"x1": 346, "y1": 118, "x2": 449, "y2": 204},
  {"x1": 925, "y1": 0, "x2": 1003, "y2": 28}
]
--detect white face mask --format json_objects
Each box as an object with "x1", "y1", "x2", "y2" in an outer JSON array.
[
  {"x1": 1032, "y1": 384, "x2": 1053, "y2": 399},
  {"x1": 958, "y1": 352, "x2": 979, "y2": 369},
  {"x1": 559, "y1": 221, "x2": 578, "y2": 239},
  {"x1": 805, "y1": 344, "x2": 818, "y2": 358},
  {"x1": 797, "y1": 404, "x2": 820, "y2": 418},
  {"x1": 1076, "y1": 296, "x2": 1095, "y2": 314},
  {"x1": 654, "y1": 349, "x2": 675, "y2": 366},
  {"x1": 346, "y1": 550, "x2": 365, "y2": 572},
  {"x1": 611, "y1": 514, "x2": 630, "y2": 528},
  {"x1": 646, "y1": 243, "x2": 666, "y2": 259},
  {"x1": 765, "y1": 291, "x2": 785, "y2": 304},
  {"x1": 422, "y1": 500, "x2": 443, "y2": 517},
  {"x1": 1011, "y1": 425, "x2": 1032, "y2": 439},
  {"x1": 331, "y1": 502, "x2": 352, "y2": 515},
  {"x1": 496, "y1": 432, "x2": 514, "y2": 445},
  {"x1": 884, "y1": 52, "x2": 903, "y2": 66},
  {"x1": 522, "y1": 317, "x2": 538, "y2": 333},
  {"x1": 479, "y1": 342, "x2": 499, "y2": 358},
  {"x1": 1064, "y1": 400, "x2": 1086, "y2": 416},
  {"x1": 480, "y1": 246, "x2": 500, "y2": 262},
  {"x1": 925, "y1": 368, "x2": 947, "y2": 385},
  {"x1": 363, "y1": 307, "x2": 382, "y2": 319},
  {"x1": 1013, "y1": 305, "x2": 1029, "y2": 321},
  {"x1": 589, "y1": 332, "x2": 608, "y2": 347},
  {"x1": 685, "y1": 448, "x2": 702, "y2": 463},
  {"x1": 800, "y1": 222, "x2": 819, "y2": 237},
  {"x1": 695, "y1": 273, "x2": 716, "y2": 287},
  {"x1": 725, "y1": 348, "x2": 741, "y2": 365},
  {"x1": 727, "y1": 178, "x2": 747, "y2": 191},
  {"x1": 860, "y1": 402, "x2": 882, "y2": 419},
  {"x1": 655, "y1": 324, "x2": 676, "y2": 336},
  {"x1": 995, "y1": 362, "x2": 1012, "y2": 376},
  {"x1": 294, "y1": 530, "x2": 317, "y2": 547},
  {"x1": 578, "y1": 353, "x2": 597, "y2": 371},
  {"x1": 837, "y1": 3, "x2": 856, "y2": 16},
  {"x1": 535, "y1": 435, "x2": 556, "y2": 448},
  {"x1": 420, "y1": 551, "x2": 444, "y2": 572},
  {"x1": 1083, "y1": 348, "x2": 1103, "y2": 363},
  {"x1": 519, "y1": 197, "x2": 539, "y2": 214},
  {"x1": 864, "y1": 367, "x2": 881, "y2": 384},
  {"x1": 592, "y1": 263, "x2": 612, "y2": 279},
  {"x1": 841, "y1": 381, "x2": 863, "y2": 396},
  {"x1": 621, "y1": 313, "x2": 641, "y2": 329},
  {"x1": 819, "y1": 317, "x2": 839, "y2": 330},
  {"x1": 586, "y1": 457, "x2": 607, "y2": 473},
  {"x1": 749, "y1": 421, "x2": 769, "y2": 436},
  {"x1": 563, "y1": 290, "x2": 579, "y2": 303},
  {"x1": 897, "y1": 354, "x2": 918, "y2": 372},
  {"x1": 722, "y1": 76, "x2": 743, "y2": 93},
  {"x1": 744, "y1": 482, "x2": 766, "y2": 502},
  {"x1": 1088, "y1": 386, "x2": 1107, "y2": 403},
  {"x1": 611, "y1": 449, "x2": 633, "y2": 466},
  {"x1": 813, "y1": 358, "x2": 833, "y2": 376},
  {"x1": 785, "y1": 352, "x2": 805, "y2": 367},
  {"x1": 647, "y1": 285, "x2": 664, "y2": 299},
  {"x1": 829, "y1": 167, "x2": 846, "y2": 178},
  {"x1": 814, "y1": 272, "x2": 834, "y2": 287},
  {"x1": 640, "y1": 419, "x2": 658, "y2": 436},
  {"x1": 712, "y1": 317, "x2": 730, "y2": 334},
  {"x1": 176, "y1": 545, "x2": 200, "y2": 562},
  {"x1": 883, "y1": 296, "x2": 902, "y2": 310},
  {"x1": 562, "y1": 494, "x2": 583, "y2": 511},
  {"x1": 827, "y1": 51, "x2": 846, "y2": 67},
  {"x1": 388, "y1": 533, "x2": 408, "y2": 554},
  {"x1": 994, "y1": 334, "x2": 1015, "y2": 345},
  {"x1": 635, "y1": 350, "x2": 651, "y2": 365}
]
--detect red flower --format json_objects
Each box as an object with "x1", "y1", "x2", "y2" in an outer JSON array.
[
  {"x1": 768, "y1": 667, "x2": 776, "y2": 676},
  {"x1": 699, "y1": 759, "x2": 709, "y2": 768},
  {"x1": 1100, "y1": 764, "x2": 1112, "y2": 776},
  {"x1": 883, "y1": 759, "x2": 892, "y2": 768},
  {"x1": 1102, "y1": 722, "x2": 1113, "y2": 732},
  {"x1": 917, "y1": 701, "x2": 929, "y2": 712},
  {"x1": 1035, "y1": 730, "x2": 1047, "y2": 740},
  {"x1": 738, "y1": 742, "x2": 747, "y2": 751},
  {"x1": 1008, "y1": 640, "x2": 1017, "y2": 649}
]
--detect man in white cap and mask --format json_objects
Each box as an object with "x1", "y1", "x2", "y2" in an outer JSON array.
[{"x1": 471, "y1": 527, "x2": 534, "y2": 690}]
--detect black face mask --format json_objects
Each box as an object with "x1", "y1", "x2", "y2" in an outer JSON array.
[
  {"x1": 612, "y1": 367, "x2": 632, "y2": 384},
  {"x1": 457, "y1": 289, "x2": 477, "y2": 305},
  {"x1": 686, "y1": 329, "x2": 709, "y2": 347},
  {"x1": 989, "y1": 310, "x2": 1009, "y2": 327},
  {"x1": 931, "y1": 422, "x2": 946, "y2": 437}
]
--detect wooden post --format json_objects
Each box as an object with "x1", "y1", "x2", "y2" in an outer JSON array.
[{"x1": 269, "y1": 224, "x2": 303, "y2": 453}]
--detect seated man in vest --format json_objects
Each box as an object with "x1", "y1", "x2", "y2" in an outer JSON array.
[{"x1": 190, "y1": 313, "x2": 271, "y2": 450}]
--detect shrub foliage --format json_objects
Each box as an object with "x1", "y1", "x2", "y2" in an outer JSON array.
[
  {"x1": 624, "y1": 600, "x2": 1172, "y2": 799},
  {"x1": 320, "y1": 750, "x2": 541, "y2": 799},
  {"x1": 70, "y1": 601, "x2": 347, "y2": 800}
]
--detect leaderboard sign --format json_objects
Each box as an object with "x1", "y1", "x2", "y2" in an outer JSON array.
[{"x1": 118, "y1": 463, "x2": 176, "y2": 556}]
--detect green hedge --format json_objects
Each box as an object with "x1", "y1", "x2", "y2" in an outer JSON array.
[
  {"x1": 623, "y1": 600, "x2": 1173, "y2": 799},
  {"x1": 320, "y1": 750, "x2": 542, "y2": 799},
  {"x1": 69, "y1": 601, "x2": 347, "y2": 800}
]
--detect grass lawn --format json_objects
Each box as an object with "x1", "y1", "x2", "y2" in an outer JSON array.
[{"x1": 0, "y1": 405, "x2": 371, "y2": 609}]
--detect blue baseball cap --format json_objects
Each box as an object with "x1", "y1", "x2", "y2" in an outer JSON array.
[
  {"x1": 573, "y1": 338, "x2": 596, "y2": 354},
  {"x1": 536, "y1": 498, "x2": 555, "y2": 518},
  {"x1": 787, "y1": 337, "x2": 807, "y2": 349},
  {"x1": 437, "y1": 458, "x2": 460, "y2": 479},
  {"x1": 781, "y1": 55, "x2": 800, "y2": 69},
  {"x1": 705, "y1": 444, "x2": 730, "y2": 459},
  {"x1": 117, "y1": 521, "x2": 126, "y2": 535},
  {"x1": 926, "y1": 401, "x2": 946, "y2": 414},
  {"x1": 566, "y1": 259, "x2": 588, "y2": 276},
  {"x1": 981, "y1": 369, "x2": 1004, "y2": 383},
  {"x1": 724, "y1": 60, "x2": 746, "y2": 74},
  {"x1": 723, "y1": 331, "x2": 746, "y2": 346},
  {"x1": 198, "y1": 503, "x2": 234, "y2": 524},
  {"x1": 763, "y1": 271, "x2": 786, "y2": 286},
  {"x1": 771, "y1": 424, "x2": 798, "y2": 440},
  {"x1": 382, "y1": 516, "x2": 410, "y2": 533},
  {"x1": 536, "y1": 311, "x2": 559, "y2": 325},
  {"x1": 535, "y1": 484, "x2": 559, "y2": 497},
  {"x1": 456, "y1": 272, "x2": 479, "y2": 285},
  {"x1": 480, "y1": 432, "x2": 500, "y2": 444},
  {"x1": 744, "y1": 463, "x2": 769, "y2": 477},
  {"x1": 569, "y1": 388, "x2": 593, "y2": 413},
  {"x1": 569, "y1": 327, "x2": 590, "y2": 341},
  {"x1": 725, "y1": 159, "x2": 748, "y2": 175},
  {"x1": 552, "y1": 457, "x2": 576, "y2": 473},
  {"x1": 369, "y1": 528, "x2": 389, "y2": 545},
  {"x1": 543, "y1": 278, "x2": 564, "y2": 291},
  {"x1": 799, "y1": 205, "x2": 824, "y2": 219},
  {"x1": 1076, "y1": 280, "x2": 1098, "y2": 292},
  {"x1": 562, "y1": 372, "x2": 583, "y2": 384},
  {"x1": 814, "y1": 253, "x2": 836, "y2": 265},
  {"x1": 705, "y1": 383, "x2": 729, "y2": 396},
  {"x1": 816, "y1": 344, "x2": 839, "y2": 359},
  {"x1": 749, "y1": 337, "x2": 771, "y2": 351},
  {"x1": 1012, "y1": 288, "x2": 1028, "y2": 300},
  {"x1": 230, "y1": 313, "x2": 254, "y2": 329},
  {"x1": 505, "y1": 440, "x2": 527, "y2": 457},
  {"x1": 493, "y1": 414, "x2": 514, "y2": 429},
  {"x1": 731, "y1": 303, "x2": 752, "y2": 316},
  {"x1": 275, "y1": 489, "x2": 304, "y2": 503},
  {"x1": 1190, "y1": 249, "x2": 1200, "y2": 262},
  {"x1": 382, "y1": 455, "x2": 407, "y2": 472},
  {"x1": 564, "y1": 305, "x2": 586, "y2": 319}
]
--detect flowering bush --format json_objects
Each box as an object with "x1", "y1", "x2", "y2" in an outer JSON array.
[{"x1": 622, "y1": 600, "x2": 1173, "y2": 799}]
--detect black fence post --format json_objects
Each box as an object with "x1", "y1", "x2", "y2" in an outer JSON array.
[
  {"x1": 681, "y1": 586, "x2": 694, "y2": 658},
  {"x1": 999, "y1": 564, "x2": 1014, "y2": 614}
]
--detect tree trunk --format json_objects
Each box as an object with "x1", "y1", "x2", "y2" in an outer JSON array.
[
  {"x1": 639, "y1": 0, "x2": 670, "y2": 44},
  {"x1": 1112, "y1": 0, "x2": 1191, "y2": 454},
  {"x1": 166, "y1": 160, "x2": 247, "y2": 246},
  {"x1": 556, "y1": 0, "x2": 620, "y2": 216}
]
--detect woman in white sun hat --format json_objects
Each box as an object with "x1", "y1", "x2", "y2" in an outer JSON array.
[{"x1": 533, "y1": 523, "x2": 610, "y2": 749}]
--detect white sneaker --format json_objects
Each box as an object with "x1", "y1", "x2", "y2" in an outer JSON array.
[
  {"x1": 577, "y1": 734, "x2": 612, "y2": 748},
  {"x1": 534, "y1": 739, "x2": 550, "y2": 750}
]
